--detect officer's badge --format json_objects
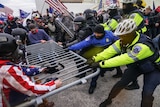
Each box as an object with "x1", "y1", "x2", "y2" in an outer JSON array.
[
  {"x1": 106, "y1": 38, "x2": 109, "y2": 42},
  {"x1": 132, "y1": 45, "x2": 142, "y2": 55}
]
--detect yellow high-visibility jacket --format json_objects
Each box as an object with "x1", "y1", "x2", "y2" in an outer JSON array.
[{"x1": 93, "y1": 32, "x2": 155, "y2": 68}]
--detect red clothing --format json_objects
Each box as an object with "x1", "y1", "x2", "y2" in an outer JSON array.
[{"x1": 0, "y1": 60, "x2": 56, "y2": 107}]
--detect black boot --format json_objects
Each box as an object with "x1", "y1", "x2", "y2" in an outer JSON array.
[
  {"x1": 112, "y1": 67, "x2": 123, "y2": 78},
  {"x1": 99, "y1": 99, "x2": 112, "y2": 107},
  {"x1": 141, "y1": 95, "x2": 154, "y2": 107},
  {"x1": 125, "y1": 81, "x2": 140, "y2": 90},
  {"x1": 88, "y1": 85, "x2": 96, "y2": 94}
]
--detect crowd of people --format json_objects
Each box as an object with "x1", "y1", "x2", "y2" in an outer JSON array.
[{"x1": 0, "y1": 0, "x2": 160, "y2": 107}]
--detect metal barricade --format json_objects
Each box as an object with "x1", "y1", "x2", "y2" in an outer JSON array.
[{"x1": 15, "y1": 41, "x2": 99, "y2": 107}]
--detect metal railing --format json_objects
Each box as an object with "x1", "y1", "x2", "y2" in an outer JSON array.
[{"x1": 14, "y1": 41, "x2": 99, "y2": 107}]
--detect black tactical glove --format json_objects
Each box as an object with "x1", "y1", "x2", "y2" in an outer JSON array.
[
  {"x1": 86, "y1": 58, "x2": 95, "y2": 65},
  {"x1": 90, "y1": 62, "x2": 100, "y2": 69},
  {"x1": 43, "y1": 77, "x2": 58, "y2": 84},
  {"x1": 44, "y1": 67, "x2": 58, "y2": 74},
  {"x1": 44, "y1": 63, "x2": 64, "y2": 74}
]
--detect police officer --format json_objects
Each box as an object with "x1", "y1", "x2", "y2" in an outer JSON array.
[
  {"x1": 101, "y1": 4, "x2": 123, "y2": 78},
  {"x1": 122, "y1": 0, "x2": 147, "y2": 33},
  {"x1": 11, "y1": 28, "x2": 29, "y2": 62},
  {"x1": 101, "y1": 4, "x2": 122, "y2": 32},
  {"x1": 69, "y1": 24, "x2": 118, "y2": 52},
  {"x1": 63, "y1": 16, "x2": 93, "y2": 47},
  {"x1": 121, "y1": 0, "x2": 147, "y2": 90},
  {"x1": 89, "y1": 19, "x2": 160, "y2": 107},
  {"x1": 69, "y1": 25, "x2": 120, "y2": 94},
  {"x1": 83, "y1": 9, "x2": 99, "y2": 30}
]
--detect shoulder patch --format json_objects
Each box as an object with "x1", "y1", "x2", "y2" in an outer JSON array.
[
  {"x1": 132, "y1": 45, "x2": 142, "y2": 55},
  {"x1": 85, "y1": 36, "x2": 91, "y2": 41},
  {"x1": 106, "y1": 38, "x2": 110, "y2": 42}
]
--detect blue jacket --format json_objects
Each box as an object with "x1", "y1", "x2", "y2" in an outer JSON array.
[
  {"x1": 69, "y1": 30, "x2": 118, "y2": 51},
  {"x1": 28, "y1": 29, "x2": 51, "y2": 44}
]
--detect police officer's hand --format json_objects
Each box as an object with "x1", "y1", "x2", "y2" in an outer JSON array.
[
  {"x1": 90, "y1": 62, "x2": 100, "y2": 69},
  {"x1": 86, "y1": 58, "x2": 94, "y2": 65}
]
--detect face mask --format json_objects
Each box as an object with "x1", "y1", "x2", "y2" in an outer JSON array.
[{"x1": 31, "y1": 29, "x2": 38, "y2": 34}]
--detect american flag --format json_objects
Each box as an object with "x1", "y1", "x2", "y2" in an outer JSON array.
[
  {"x1": 55, "y1": 0, "x2": 74, "y2": 19},
  {"x1": 19, "y1": 9, "x2": 30, "y2": 19},
  {"x1": 97, "y1": 0, "x2": 103, "y2": 15},
  {"x1": 55, "y1": 0, "x2": 67, "y2": 10},
  {"x1": 0, "y1": 4, "x2": 13, "y2": 15},
  {"x1": 45, "y1": 0, "x2": 74, "y2": 19},
  {"x1": 45, "y1": 0, "x2": 63, "y2": 14},
  {"x1": 0, "y1": 13, "x2": 7, "y2": 21}
]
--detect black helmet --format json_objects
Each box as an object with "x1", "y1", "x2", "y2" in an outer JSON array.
[
  {"x1": 83, "y1": 9, "x2": 94, "y2": 19},
  {"x1": 73, "y1": 16, "x2": 86, "y2": 31},
  {"x1": 11, "y1": 28, "x2": 27, "y2": 43},
  {"x1": 0, "y1": 33, "x2": 17, "y2": 57},
  {"x1": 73, "y1": 16, "x2": 86, "y2": 25}
]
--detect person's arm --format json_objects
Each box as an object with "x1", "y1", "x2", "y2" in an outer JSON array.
[
  {"x1": 4, "y1": 66, "x2": 62, "y2": 96},
  {"x1": 28, "y1": 33, "x2": 41, "y2": 44},
  {"x1": 21, "y1": 67, "x2": 46, "y2": 76},
  {"x1": 41, "y1": 29, "x2": 52, "y2": 41},
  {"x1": 68, "y1": 36, "x2": 92, "y2": 51},
  {"x1": 93, "y1": 40, "x2": 121, "y2": 62},
  {"x1": 99, "y1": 43, "x2": 154, "y2": 68}
]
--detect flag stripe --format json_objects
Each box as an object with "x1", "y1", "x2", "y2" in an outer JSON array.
[
  {"x1": 52, "y1": 0, "x2": 66, "y2": 13},
  {"x1": 97, "y1": 0, "x2": 103, "y2": 15},
  {"x1": 45, "y1": 0, "x2": 63, "y2": 14},
  {"x1": 0, "y1": 3, "x2": 13, "y2": 15},
  {"x1": 56, "y1": 0, "x2": 67, "y2": 9}
]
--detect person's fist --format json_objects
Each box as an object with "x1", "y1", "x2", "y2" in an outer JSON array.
[{"x1": 54, "y1": 79, "x2": 62, "y2": 88}]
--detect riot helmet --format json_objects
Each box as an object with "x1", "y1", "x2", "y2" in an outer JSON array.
[
  {"x1": 121, "y1": 0, "x2": 138, "y2": 14},
  {"x1": 0, "y1": 33, "x2": 23, "y2": 62},
  {"x1": 108, "y1": 4, "x2": 119, "y2": 17},
  {"x1": 121, "y1": 0, "x2": 137, "y2": 4},
  {"x1": 73, "y1": 16, "x2": 86, "y2": 31},
  {"x1": 83, "y1": 9, "x2": 94, "y2": 20},
  {"x1": 11, "y1": 28, "x2": 28, "y2": 44},
  {"x1": 108, "y1": 3, "x2": 118, "y2": 10}
]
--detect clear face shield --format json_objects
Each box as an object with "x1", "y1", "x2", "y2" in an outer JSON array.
[
  {"x1": 15, "y1": 35, "x2": 22, "y2": 45},
  {"x1": 73, "y1": 24, "x2": 80, "y2": 31},
  {"x1": 12, "y1": 47, "x2": 24, "y2": 63}
]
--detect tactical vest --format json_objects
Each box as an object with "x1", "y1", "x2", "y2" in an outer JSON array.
[
  {"x1": 129, "y1": 9, "x2": 147, "y2": 33},
  {"x1": 124, "y1": 34, "x2": 159, "y2": 73}
]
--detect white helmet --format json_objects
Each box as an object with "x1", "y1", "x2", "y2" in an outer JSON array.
[
  {"x1": 121, "y1": 0, "x2": 137, "y2": 3},
  {"x1": 114, "y1": 19, "x2": 137, "y2": 36},
  {"x1": 108, "y1": 4, "x2": 118, "y2": 9}
]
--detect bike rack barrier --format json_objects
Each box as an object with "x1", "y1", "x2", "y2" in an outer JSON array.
[{"x1": 14, "y1": 41, "x2": 100, "y2": 107}]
